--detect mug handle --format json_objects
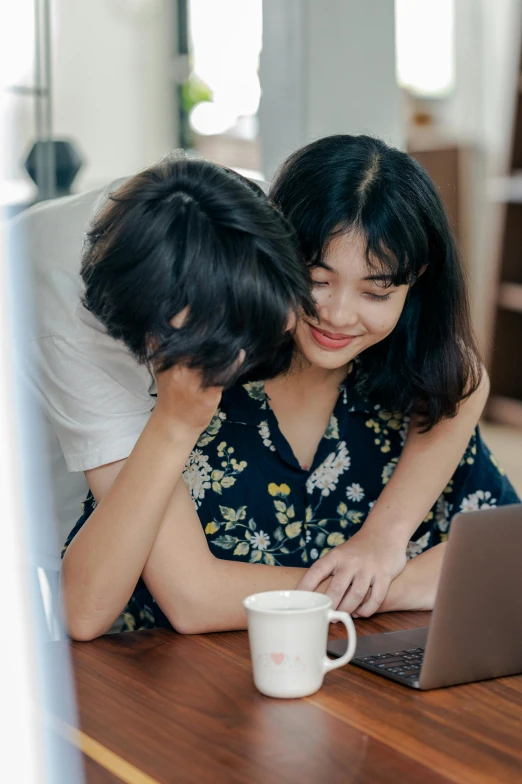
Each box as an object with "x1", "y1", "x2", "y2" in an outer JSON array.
[{"x1": 323, "y1": 610, "x2": 357, "y2": 673}]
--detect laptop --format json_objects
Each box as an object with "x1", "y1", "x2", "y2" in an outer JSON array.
[{"x1": 327, "y1": 504, "x2": 522, "y2": 689}]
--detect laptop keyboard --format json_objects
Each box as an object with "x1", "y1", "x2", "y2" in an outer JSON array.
[{"x1": 353, "y1": 647, "x2": 425, "y2": 683}]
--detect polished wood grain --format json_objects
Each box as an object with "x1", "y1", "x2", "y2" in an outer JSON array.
[
  {"x1": 54, "y1": 612, "x2": 522, "y2": 784},
  {"x1": 83, "y1": 755, "x2": 124, "y2": 784}
]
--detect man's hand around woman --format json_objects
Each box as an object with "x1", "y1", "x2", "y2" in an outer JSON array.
[{"x1": 297, "y1": 528, "x2": 408, "y2": 618}]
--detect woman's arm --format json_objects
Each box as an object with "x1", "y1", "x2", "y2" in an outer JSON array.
[
  {"x1": 142, "y1": 479, "x2": 318, "y2": 634},
  {"x1": 61, "y1": 352, "x2": 316, "y2": 641},
  {"x1": 298, "y1": 369, "x2": 490, "y2": 616},
  {"x1": 143, "y1": 476, "x2": 444, "y2": 634},
  {"x1": 67, "y1": 440, "x2": 440, "y2": 640},
  {"x1": 69, "y1": 470, "x2": 325, "y2": 639},
  {"x1": 62, "y1": 412, "x2": 202, "y2": 640},
  {"x1": 63, "y1": 361, "x2": 465, "y2": 640},
  {"x1": 61, "y1": 365, "x2": 225, "y2": 641}
]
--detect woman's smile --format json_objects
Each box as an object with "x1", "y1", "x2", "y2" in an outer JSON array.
[
  {"x1": 307, "y1": 323, "x2": 361, "y2": 350},
  {"x1": 293, "y1": 231, "x2": 409, "y2": 371}
]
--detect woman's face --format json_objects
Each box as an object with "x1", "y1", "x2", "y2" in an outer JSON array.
[{"x1": 293, "y1": 231, "x2": 410, "y2": 370}]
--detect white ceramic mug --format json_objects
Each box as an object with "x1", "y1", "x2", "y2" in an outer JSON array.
[{"x1": 243, "y1": 590, "x2": 357, "y2": 698}]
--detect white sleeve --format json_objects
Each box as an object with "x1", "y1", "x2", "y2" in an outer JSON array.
[
  {"x1": 31, "y1": 332, "x2": 154, "y2": 472},
  {"x1": 10, "y1": 178, "x2": 151, "y2": 474}
]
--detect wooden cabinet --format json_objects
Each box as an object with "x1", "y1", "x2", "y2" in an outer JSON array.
[{"x1": 487, "y1": 60, "x2": 522, "y2": 427}]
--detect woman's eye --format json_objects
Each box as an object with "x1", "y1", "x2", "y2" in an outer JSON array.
[
  {"x1": 311, "y1": 280, "x2": 329, "y2": 287},
  {"x1": 364, "y1": 292, "x2": 391, "y2": 302}
]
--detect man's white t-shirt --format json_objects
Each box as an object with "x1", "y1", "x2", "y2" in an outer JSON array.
[
  {"x1": 13, "y1": 174, "x2": 267, "y2": 550},
  {"x1": 12, "y1": 180, "x2": 156, "y2": 546}
]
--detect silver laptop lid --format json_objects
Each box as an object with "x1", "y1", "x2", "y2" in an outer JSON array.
[{"x1": 420, "y1": 504, "x2": 522, "y2": 689}]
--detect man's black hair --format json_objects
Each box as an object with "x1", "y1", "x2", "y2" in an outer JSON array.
[{"x1": 81, "y1": 152, "x2": 316, "y2": 387}]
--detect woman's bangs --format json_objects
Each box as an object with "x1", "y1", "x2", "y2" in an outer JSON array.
[{"x1": 362, "y1": 212, "x2": 424, "y2": 287}]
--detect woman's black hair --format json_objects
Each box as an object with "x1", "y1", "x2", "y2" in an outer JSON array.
[
  {"x1": 81, "y1": 152, "x2": 316, "y2": 388},
  {"x1": 270, "y1": 134, "x2": 482, "y2": 430}
]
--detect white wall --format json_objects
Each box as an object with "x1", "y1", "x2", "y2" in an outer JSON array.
[
  {"x1": 260, "y1": 0, "x2": 403, "y2": 180},
  {"x1": 52, "y1": 0, "x2": 178, "y2": 190},
  {"x1": 3, "y1": 0, "x2": 178, "y2": 199},
  {"x1": 436, "y1": 0, "x2": 520, "y2": 173}
]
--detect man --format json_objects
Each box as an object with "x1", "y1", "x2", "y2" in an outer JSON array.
[{"x1": 12, "y1": 153, "x2": 313, "y2": 552}]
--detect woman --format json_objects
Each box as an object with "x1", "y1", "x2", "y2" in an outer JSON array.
[{"x1": 62, "y1": 136, "x2": 519, "y2": 640}]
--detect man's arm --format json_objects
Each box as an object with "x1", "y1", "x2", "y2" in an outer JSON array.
[
  {"x1": 298, "y1": 369, "x2": 490, "y2": 616},
  {"x1": 361, "y1": 369, "x2": 490, "y2": 547},
  {"x1": 377, "y1": 543, "x2": 445, "y2": 615}
]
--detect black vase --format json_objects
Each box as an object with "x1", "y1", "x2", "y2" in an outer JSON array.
[{"x1": 24, "y1": 138, "x2": 84, "y2": 198}]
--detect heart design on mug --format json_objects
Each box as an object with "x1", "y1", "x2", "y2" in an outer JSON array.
[{"x1": 270, "y1": 652, "x2": 285, "y2": 665}]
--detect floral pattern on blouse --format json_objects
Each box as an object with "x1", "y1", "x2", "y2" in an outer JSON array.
[{"x1": 63, "y1": 365, "x2": 520, "y2": 631}]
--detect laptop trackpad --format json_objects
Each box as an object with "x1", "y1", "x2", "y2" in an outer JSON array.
[{"x1": 328, "y1": 626, "x2": 429, "y2": 658}]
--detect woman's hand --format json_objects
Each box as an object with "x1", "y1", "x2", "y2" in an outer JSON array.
[
  {"x1": 153, "y1": 349, "x2": 245, "y2": 434},
  {"x1": 64, "y1": 348, "x2": 245, "y2": 641},
  {"x1": 297, "y1": 529, "x2": 408, "y2": 617}
]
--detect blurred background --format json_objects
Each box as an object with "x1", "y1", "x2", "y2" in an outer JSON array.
[
  {"x1": 2, "y1": 0, "x2": 522, "y2": 503},
  {"x1": 3, "y1": 0, "x2": 520, "y2": 486},
  {"x1": 4, "y1": 0, "x2": 512, "y2": 490},
  {"x1": 1, "y1": 3, "x2": 521, "y2": 779}
]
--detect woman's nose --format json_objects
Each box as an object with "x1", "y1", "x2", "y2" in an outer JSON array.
[{"x1": 319, "y1": 291, "x2": 358, "y2": 328}]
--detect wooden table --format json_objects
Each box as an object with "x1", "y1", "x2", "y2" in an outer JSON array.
[{"x1": 51, "y1": 611, "x2": 522, "y2": 784}]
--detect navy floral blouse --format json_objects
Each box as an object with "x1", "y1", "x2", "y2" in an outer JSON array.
[{"x1": 64, "y1": 364, "x2": 520, "y2": 631}]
